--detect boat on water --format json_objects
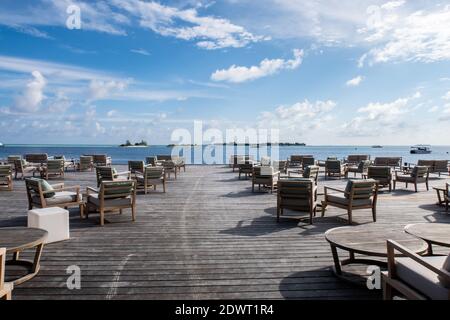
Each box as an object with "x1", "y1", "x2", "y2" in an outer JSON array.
[
  {"x1": 0, "y1": 142, "x2": 4, "y2": 147},
  {"x1": 371, "y1": 145, "x2": 383, "y2": 148},
  {"x1": 410, "y1": 145, "x2": 432, "y2": 154}
]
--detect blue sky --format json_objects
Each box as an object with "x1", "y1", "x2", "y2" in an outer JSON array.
[{"x1": 0, "y1": 0, "x2": 449, "y2": 145}]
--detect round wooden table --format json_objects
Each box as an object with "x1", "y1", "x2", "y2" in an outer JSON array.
[
  {"x1": 325, "y1": 225, "x2": 427, "y2": 283},
  {"x1": 405, "y1": 223, "x2": 450, "y2": 255},
  {"x1": 0, "y1": 227, "x2": 47, "y2": 285}
]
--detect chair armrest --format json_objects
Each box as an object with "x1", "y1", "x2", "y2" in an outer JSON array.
[
  {"x1": 56, "y1": 186, "x2": 80, "y2": 192},
  {"x1": 86, "y1": 186, "x2": 98, "y2": 196},
  {"x1": 116, "y1": 171, "x2": 131, "y2": 176},
  {"x1": 387, "y1": 240, "x2": 450, "y2": 280},
  {"x1": 324, "y1": 186, "x2": 347, "y2": 194},
  {"x1": 50, "y1": 183, "x2": 65, "y2": 189}
]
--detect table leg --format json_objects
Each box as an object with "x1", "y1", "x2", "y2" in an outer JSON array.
[
  {"x1": 330, "y1": 244, "x2": 342, "y2": 275},
  {"x1": 426, "y1": 242, "x2": 434, "y2": 256},
  {"x1": 6, "y1": 243, "x2": 45, "y2": 285}
]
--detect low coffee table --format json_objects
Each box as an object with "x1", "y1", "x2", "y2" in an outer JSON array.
[
  {"x1": 0, "y1": 227, "x2": 48, "y2": 285},
  {"x1": 405, "y1": 223, "x2": 450, "y2": 255},
  {"x1": 325, "y1": 225, "x2": 427, "y2": 283}
]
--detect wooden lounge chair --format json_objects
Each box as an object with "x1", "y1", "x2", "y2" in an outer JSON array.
[
  {"x1": 345, "y1": 160, "x2": 371, "y2": 178},
  {"x1": 146, "y1": 156, "x2": 160, "y2": 166},
  {"x1": 162, "y1": 160, "x2": 177, "y2": 179},
  {"x1": 86, "y1": 181, "x2": 136, "y2": 226},
  {"x1": 303, "y1": 165, "x2": 320, "y2": 185},
  {"x1": 24, "y1": 153, "x2": 48, "y2": 166},
  {"x1": 302, "y1": 157, "x2": 316, "y2": 169},
  {"x1": 78, "y1": 156, "x2": 93, "y2": 171},
  {"x1": 277, "y1": 179, "x2": 317, "y2": 224},
  {"x1": 252, "y1": 166, "x2": 279, "y2": 193},
  {"x1": 238, "y1": 161, "x2": 253, "y2": 180},
  {"x1": 40, "y1": 159, "x2": 65, "y2": 180},
  {"x1": 96, "y1": 166, "x2": 131, "y2": 187},
  {"x1": 25, "y1": 178, "x2": 84, "y2": 218},
  {"x1": 418, "y1": 160, "x2": 449, "y2": 177},
  {"x1": 172, "y1": 156, "x2": 186, "y2": 173},
  {"x1": 289, "y1": 155, "x2": 314, "y2": 168},
  {"x1": 321, "y1": 179, "x2": 378, "y2": 224},
  {"x1": 434, "y1": 183, "x2": 449, "y2": 211},
  {"x1": 366, "y1": 166, "x2": 392, "y2": 192},
  {"x1": 135, "y1": 166, "x2": 166, "y2": 194},
  {"x1": 394, "y1": 166, "x2": 429, "y2": 192},
  {"x1": 91, "y1": 154, "x2": 112, "y2": 167},
  {"x1": 273, "y1": 160, "x2": 288, "y2": 175},
  {"x1": 374, "y1": 157, "x2": 402, "y2": 169},
  {"x1": 54, "y1": 155, "x2": 75, "y2": 171},
  {"x1": 13, "y1": 159, "x2": 38, "y2": 180},
  {"x1": 345, "y1": 155, "x2": 370, "y2": 165},
  {"x1": 0, "y1": 165, "x2": 13, "y2": 191},
  {"x1": 7, "y1": 155, "x2": 21, "y2": 165},
  {"x1": 260, "y1": 156, "x2": 271, "y2": 166},
  {"x1": 325, "y1": 160, "x2": 345, "y2": 179},
  {"x1": 0, "y1": 248, "x2": 13, "y2": 300},
  {"x1": 128, "y1": 161, "x2": 146, "y2": 177},
  {"x1": 382, "y1": 240, "x2": 450, "y2": 300}
]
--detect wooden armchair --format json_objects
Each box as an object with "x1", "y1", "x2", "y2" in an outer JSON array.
[
  {"x1": 325, "y1": 160, "x2": 345, "y2": 179},
  {"x1": 238, "y1": 162, "x2": 253, "y2": 180},
  {"x1": 0, "y1": 165, "x2": 13, "y2": 191},
  {"x1": 172, "y1": 156, "x2": 186, "y2": 173},
  {"x1": 162, "y1": 160, "x2": 177, "y2": 179},
  {"x1": 86, "y1": 181, "x2": 136, "y2": 226},
  {"x1": 321, "y1": 179, "x2": 378, "y2": 224},
  {"x1": 78, "y1": 156, "x2": 93, "y2": 171},
  {"x1": 302, "y1": 165, "x2": 319, "y2": 185},
  {"x1": 13, "y1": 159, "x2": 38, "y2": 180},
  {"x1": 366, "y1": 166, "x2": 392, "y2": 192},
  {"x1": 92, "y1": 154, "x2": 112, "y2": 167},
  {"x1": 135, "y1": 167, "x2": 166, "y2": 194},
  {"x1": 128, "y1": 161, "x2": 146, "y2": 177},
  {"x1": 277, "y1": 179, "x2": 317, "y2": 224},
  {"x1": 383, "y1": 240, "x2": 450, "y2": 300},
  {"x1": 252, "y1": 166, "x2": 279, "y2": 193},
  {"x1": 95, "y1": 166, "x2": 131, "y2": 187},
  {"x1": 24, "y1": 153, "x2": 48, "y2": 166},
  {"x1": 41, "y1": 159, "x2": 65, "y2": 180},
  {"x1": 345, "y1": 160, "x2": 371, "y2": 178},
  {"x1": 273, "y1": 160, "x2": 288, "y2": 175},
  {"x1": 394, "y1": 166, "x2": 429, "y2": 192},
  {"x1": 145, "y1": 156, "x2": 159, "y2": 166},
  {"x1": 25, "y1": 178, "x2": 84, "y2": 218},
  {"x1": 0, "y1": 248, "x2": 13, "y2": 300}
]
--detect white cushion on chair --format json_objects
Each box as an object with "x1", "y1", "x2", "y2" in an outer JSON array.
[
  {"x1": 396, "y1": 256, "x2": 450, "y2": 300},
  {"x1": 261, "y1": 166, "x2": 274, "y2": 176},
  {"x1": 28, "y1": 207, "x2": 70, "y2": 244}
]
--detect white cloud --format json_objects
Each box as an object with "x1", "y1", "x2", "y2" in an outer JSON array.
[
  {"x1": 362, "y1": 5, "x2": 450, "y2": 64},
  {"x1": 88, "y1": 79, "x2": 129, "y2": 100},
  {"x1": 341, "y1": 92, "x2": 421, "y2": 136},
  {"x1": 211, "y1": 49, "x2": 303, "y2": 83},
  {"x1": 442, "y1": 91, "x2": 450, "y2": 100},
  {"x1": 111, "y1": 0, "x2": 267, "y2": 49},
  {"x1": 13, "y1": 71, "x2": 47, "y2": 112},
  {"x1": 346, "y1": 75, "x2": 364, "y2": 87},
  {"x1": 258, "y1": 99, "x2": 336, "y2": 141},
  {"x1": 130, "y1": 48, "x2": 151, "y2": 56}
]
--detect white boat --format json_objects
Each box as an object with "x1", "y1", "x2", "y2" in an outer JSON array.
[
  {"x1": 0, "y1": 142, "x2": 3, "y2": 147},
  {"x1": 410, "y1": 145, "x2": 432, "y2": 154}
]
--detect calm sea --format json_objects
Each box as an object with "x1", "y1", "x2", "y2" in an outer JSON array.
[{"x1": 1, "y1": 145, "x2": 449, "y2": 165}]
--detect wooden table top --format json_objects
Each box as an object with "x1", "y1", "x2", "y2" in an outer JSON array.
[
  {"x1": 0, "y1": 227, "x2": 48, "y2": 253},
  {"x1": 325, "y1": 225, "x2": 427, "y2": 257},
  {"x1": 405, "y1": 223, "x2": 450, "y2": 248}
]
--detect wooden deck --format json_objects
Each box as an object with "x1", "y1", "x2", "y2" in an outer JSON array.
[{"x1": 0, "y1": 165, "x2": 449, "y2": 300}]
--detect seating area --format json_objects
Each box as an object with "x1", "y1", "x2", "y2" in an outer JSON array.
[{"x1": 0, "y1": 152, "x2": 449, "y2": 300}]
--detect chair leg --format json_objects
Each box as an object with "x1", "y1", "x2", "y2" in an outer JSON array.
[
  {"x1": 393, "y1": 180, "x2": 396, "y2": 190},
  {"x1": 426, "y1": 181, "x2": 429, "y2": 191},
  {"x1": 383, "y1": 279, "x2": 393, "y2": 300},
  {"x1": 131, "y1": 205, "x2": 136, "y2": 222},
  {"x1": 414, "y1": 183, "x2": 418, "y2": 193},
  {"x1": 163, "y1": 181, "x2": 166, "y2": 193},
  {"x1": 347, "y1": 208, "x2": 352, "y2": 224},
  {"x1": 277, "y1": 207, "x2": 280, "y2": 222},
  {"x1": 321, "y1": 202, "x2": 327, "y2": 217},
  {"x1": 100, "y1": 209, "x2": 105, "y2": 226},
  {"x1": 79, "y1": 204, "x2": 84, "y2": 219},
  {"x1": 372, "y1": 206, "x2": 377, "y2": 222}
]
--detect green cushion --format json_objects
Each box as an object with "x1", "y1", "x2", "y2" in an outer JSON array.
[{"x1": 30, "y1": 178, "x2": 55, "y2": 198}]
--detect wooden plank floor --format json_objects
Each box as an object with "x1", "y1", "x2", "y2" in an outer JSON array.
[{"x1": 0, "y1": 165, "x2": 449, "y2": 300}]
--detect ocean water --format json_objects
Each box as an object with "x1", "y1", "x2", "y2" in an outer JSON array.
[{"x1": 1, "y1": 145, "x2": 449, "y2": 165}]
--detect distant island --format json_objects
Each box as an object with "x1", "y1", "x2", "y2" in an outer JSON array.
[{"x1": 120, "y1": 140, "x2": 149, "y2": 147}]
